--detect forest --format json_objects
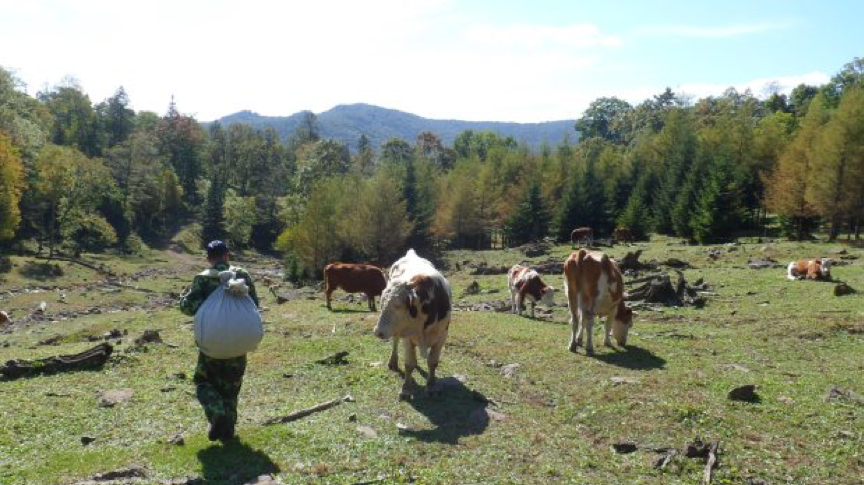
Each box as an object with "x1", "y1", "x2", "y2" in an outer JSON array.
[{"x1": 1, "y1": 57, "x2": 863, "y2": 278}]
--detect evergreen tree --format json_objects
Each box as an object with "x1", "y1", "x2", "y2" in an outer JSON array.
[
  {"x1": 617, "y1": 174, "x2": 652, "y2": 241},
  {"x1": 100, "y1": 87, "x2": 135, "y2": 148},
  {"x1": 201, "y1": 174, "x2": 226, "y2": 245},
  {"x1": 504, "y1": 182, "x2": 550, "y2": 246},
  {"x1": 553, "y1": 158, "x2": 609, "y2": 240},
  {"x1": 691, "y1": 156, "x2": 744, "y2": 243},
  {"x1": 651, "y1": 110, "x2": 697, "y2": 234},
  {"x1": 554, "y1": 171, "x2": 584, "y2": 242},
  {"x1": 403, "y1": 159, "x2": 432, "y2": 249}
]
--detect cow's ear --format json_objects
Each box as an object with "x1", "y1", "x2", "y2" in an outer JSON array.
[{"x1": 407, "y1": 289, "x2": 418, "y2": 318}]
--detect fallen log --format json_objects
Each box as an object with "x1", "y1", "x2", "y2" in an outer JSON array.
[
  {"x1": 1, "y1": 343, "x2": 113, "y2": 380},
  {"x1": 264, "y1": 394, "x2": 355, "y2": 425}
]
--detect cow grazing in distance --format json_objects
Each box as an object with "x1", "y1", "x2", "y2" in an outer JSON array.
[
  {"x1": 613, "y1": 228, "x2": 633, "y2": 244},
  {"x1": 563, "y1": 249, "x2": 634, "y2": 356},
  {"x1": 571, "y1": 227, "x2": 594, "y2": 248},
  {"x1": 508, "y1": 264, "x2": 555, "y2": 319},
  {"x1": 324, "y1": 263, "x2": 388, "y2": 311},
  {"x1": 0, "y1": 311, "x2": 9, "y2": 326},
  {"x1": 787, "y1": 259, "x2": 831, "y2": 281},
  {"x1": 373, "y1": 249, "x2": 452, "y2": 399}
]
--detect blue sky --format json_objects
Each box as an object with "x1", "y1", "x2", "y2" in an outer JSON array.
[{"x1": 1, "y1": 0, "x2": 861, "y2": 122}]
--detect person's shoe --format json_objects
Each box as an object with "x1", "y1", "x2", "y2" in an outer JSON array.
[
  {"x1": 219, "y1": 421, "x2": 236, "y2": 443},
  {"x1": 208, "y1": 416, "x2": 226, "y2": 442}
]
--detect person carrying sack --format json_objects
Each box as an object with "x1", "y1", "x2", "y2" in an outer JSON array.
[{"x1": 179, "y1": 240, "x2": 261, "y2": 442}]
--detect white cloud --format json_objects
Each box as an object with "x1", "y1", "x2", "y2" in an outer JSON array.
[
  {"x1": 638, "y1": 21, "x2": 792, "y2": 39},
  {"x1": 673, "y1": 71, "x2": 830, "y2": 101},
  {"x1": 0, "y1": 2, "x2": 833, "y2": 124},
  {"x1": 464, "y1": 23, "x2": 621, "y2": 48}
]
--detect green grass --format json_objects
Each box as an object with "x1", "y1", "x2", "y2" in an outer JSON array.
[{"x1": 1, "y1": 240, "x2": 863, "y2": 484}]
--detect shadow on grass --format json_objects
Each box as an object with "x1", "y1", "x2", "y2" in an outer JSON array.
[
  {"x1": 402, "y1": 376, "x2": 490, "y2": 445},
  {"x1": 329, "y1": 307, "x2": 373, "y2": 314},
  {"x1": 595, "y1": 345, "x2": 666, "y2": 370},
  {"x1": 18, "y1": 261, "x2": 63, "y2": 280},
  {"x1": 198, "y1": 440, "x2": 280, "y2": 484}
]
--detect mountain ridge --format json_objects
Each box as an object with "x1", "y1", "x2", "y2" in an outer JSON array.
[{"x1": 207, "y1": 103, "x2": 578, "y2": 152}]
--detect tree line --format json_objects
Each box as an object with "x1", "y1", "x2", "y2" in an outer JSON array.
[{"x1": 1, "y1": 57, "x2": 862, "y2": 278}]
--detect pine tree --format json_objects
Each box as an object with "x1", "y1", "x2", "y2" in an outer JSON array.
[
  {"x1": 651, "y1": 110, "x2": 697, "y2": 234},
  {"x1": 671, "y1": 148, "x2": 710, "y2": 240},
  {"x1": 201, "y1": 175, "x2": 226, "y2": 245},
  {"x1": 504, "y1": 182, "x2": 550, "y2": 246},
  {"x1": 403, "y1": 159, "x2": 432, "y2": 249},
  {"x1": 617, "y1": 175, "x2": 652, "y2": 241},
  {"x1": 691, "y1": 156, "x2": 744, "y2": 243},
  {"x1": 554, "y1": 171, "x2": 584, "y2": 242}
]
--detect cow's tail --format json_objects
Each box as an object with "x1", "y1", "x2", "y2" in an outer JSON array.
[
  {"x1": 323, "y1": 266, "x2": 331, "y2": 292},
  {"x1": 419, "y1": 345, "x2": 429, "y2": 359}
]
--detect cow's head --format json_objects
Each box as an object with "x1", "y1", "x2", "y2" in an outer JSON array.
[
  {"x1": 540, "y1": 285, "x2": 555, "y2": 306},
  {"x1": 374, "y1": 275, "x2": 450, "y2": 340},
  {"x1": 820, "y1": 258, "x2": 832, "y2": 280},
  {"x1": 612, "y1": 301, "x2": 634, "y2": 346},
  {"x1": 374, "y1": 282, "x2": 417, "y2": 340}
]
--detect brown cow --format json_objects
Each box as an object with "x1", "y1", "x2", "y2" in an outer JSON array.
[
  {"x1": 0, "y1": 311, "x2": 9, "y2": 326},
  {"x1": 613, "y1": 228, "x2": 633, "y2": 244},
  {"x1": 570, "y1": 227, "x2": 594, "y2": 248},
  {"x1": 508, "y1": 264, "x2": 555, "y2": 318},
  {"x1": 324, "y1": 263, "x2": 387, "y2": 311},
  {"x1": 563, "y1": 249, "x2": 634, "y2": 355},
  {"x1": 787, "y1": 259, "x2": 831, "y2": 281}
]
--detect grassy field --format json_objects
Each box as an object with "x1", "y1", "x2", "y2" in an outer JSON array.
[{"x1": 1, "y1": 239, "x2": 863, "y2": 485}]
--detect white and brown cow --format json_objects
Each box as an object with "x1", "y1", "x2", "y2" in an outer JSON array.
[
  {"x1": 324, "y1": 263, "x2": 387, "y2": 311},
  {"x1": 0, "y1": 311, "x2": 9, "y2": 326},
  {"x1": 373, "y1": 249, "x2": 451, "y2": 399},
  {"x1": 787, "y1": 258, "x2": 831, "y2": 281},
  {"x1": 563, "y1": 249, "x2": 634, "y2": 356},
  {"x1": 508, "y1": 264, "x2": 555, "y2": 319},
  {"x1": 571, "y1": 227, "x2": 594, "y2": 248}
]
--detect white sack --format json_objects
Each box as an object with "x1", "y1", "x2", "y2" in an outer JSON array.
[{"x1": 194, "y1": 270, "x2": 263, "y2": 359}]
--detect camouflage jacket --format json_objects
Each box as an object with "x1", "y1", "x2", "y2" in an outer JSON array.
[{"x1": 179, "y1": 262, "x2": 259, "y2": 316}]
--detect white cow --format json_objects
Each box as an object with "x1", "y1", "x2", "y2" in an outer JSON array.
[{"x1": 374, "y1": 249, "x2": 452, "y2": 399}]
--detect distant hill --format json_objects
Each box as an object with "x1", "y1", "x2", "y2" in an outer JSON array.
[{"x1": 208, "y1": 103, "x2": 578, "y2": 152}]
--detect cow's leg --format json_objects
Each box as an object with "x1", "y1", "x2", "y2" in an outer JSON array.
[
  {"x1": 516, "y1": 292, "x2": 524, "y2": 316},
  {"x1": 567, "y1": 286, "x2": 581, "y2": 352},
  {"x1": 510, "y1": 286, "x2": 517, "y2": 314},
  {"x1": 400, "y1": 338, "x2": 418, "y2": 400},
  {"x1": 603, "y1": 316, "x2": 613, "y2": 347},
  {"x1": 325, "y1": 288, "x2": 333, "y2": 310},
  {"x1": 388, "y1": 337, "x2": 399, "y2": 372},
  {"x1": 367, "y1": 293, "x2": 376, "y2": 312},
  {"x1": 426, "y1": 340, "x2": 444, "y2": 396},
  {"x1": 582, "y1": 308, "x2": 595, "y2": 356},
  {"x1": 530, "y1": 301, "x2": 536, "y2": 319}
]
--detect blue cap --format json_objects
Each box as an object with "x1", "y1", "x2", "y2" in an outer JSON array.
[{"x1": 206, "y1": 240, "x2": 229, "y2": 258}]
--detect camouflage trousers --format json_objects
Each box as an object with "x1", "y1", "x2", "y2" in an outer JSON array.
[{"x1": 193, "y1": 352, "x2": 247, "y2": 427}]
